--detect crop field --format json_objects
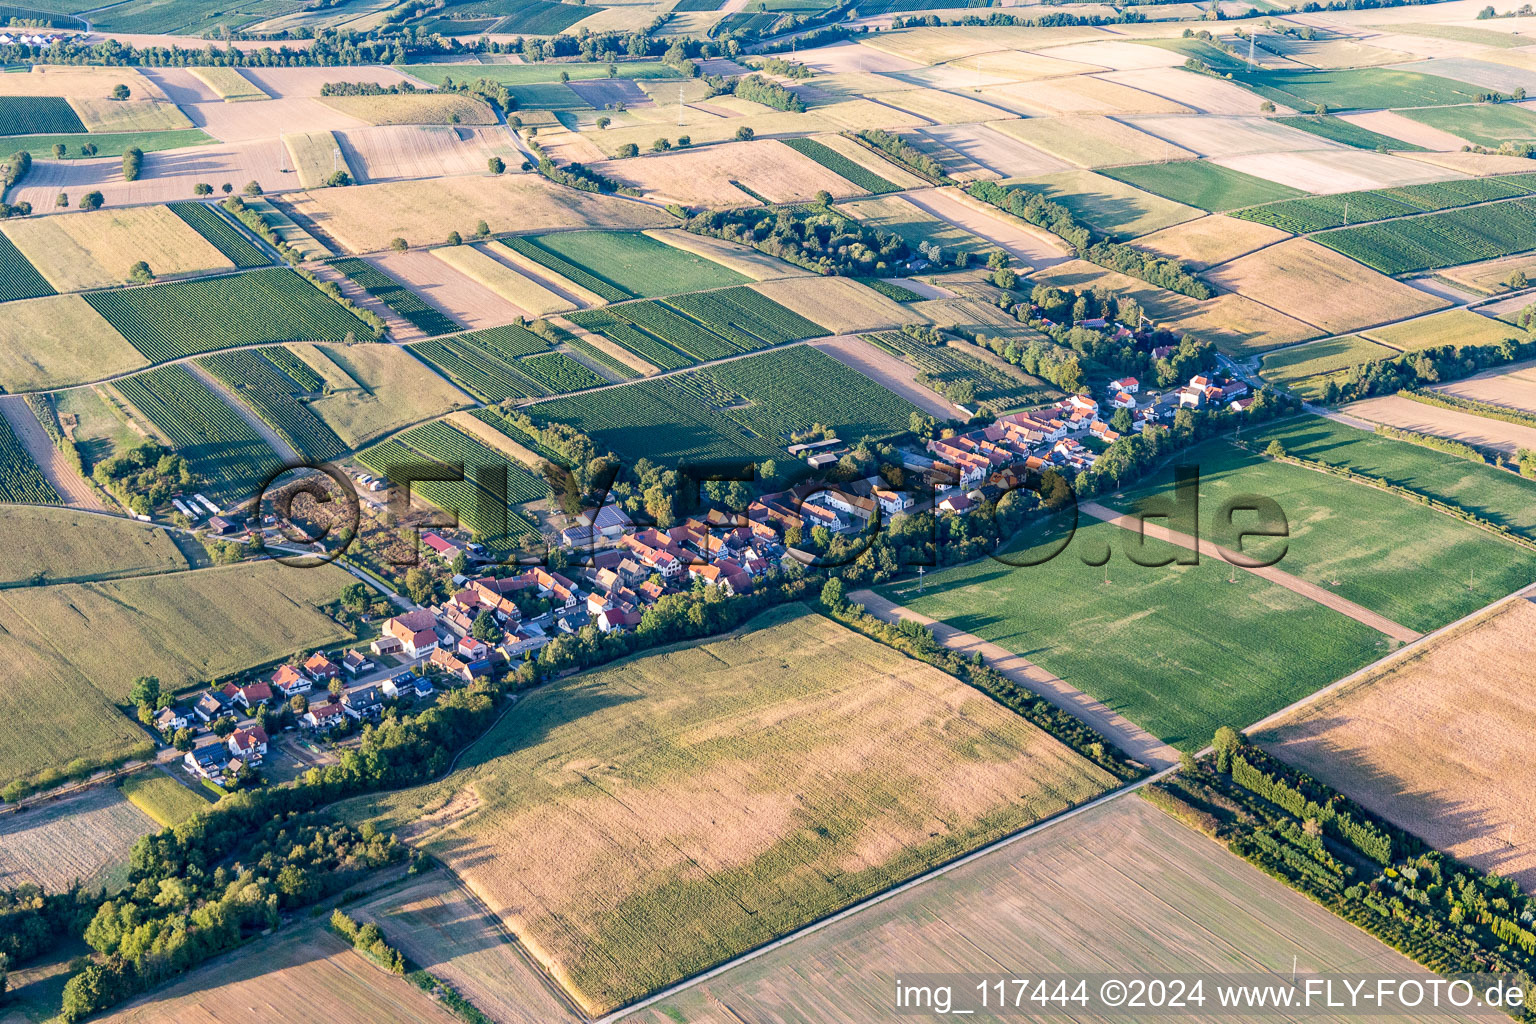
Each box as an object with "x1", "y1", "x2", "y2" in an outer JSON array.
[
  {"x1": 864, "y1": 331, "x2": 1058, "y2": 414},
  {"x1": 673, "y1": 284, "x2": 830, "y2": 343},
  {"x1": 319, "y1": 92, "x2": 496, "y2": 126},
  {"x1": 284, "y1": 130, "x2": 352, "y2": 188},
  {"x1": 0, "y1": 414, "x2": 62, "y2": 505},
  {"x1": 96, "y1": 915, "x2": 461, "y2": 1024},
  {"x1": 842, "y1": 194, "x2": 995, "y2": 256},
  {"x1": 85, "y1": 267, "x2": 372, "y2": 363},
  {"x1": 168, "y1": 202, "x2": 271, "y2": 268},
  {"x1": 1228, "y1": 66, "x2": 1485, "y2": 110},
  {"x1": 1108, "y1": 436, "x2": 1536, "y2": 634},
  {"x1": 499, "y1": 236, "x2": 630, "y2": 303},
  {"x1": 406, "y1": 328, "x2": 558, "y2": 403},
  {"x1": 2, "y1": 204, "x2": 236, "y2": 292},
  {"x1": 1247, "y1": 414, "x2": 1536, "y2": 539},
  {"x1": 1361, "y1": 308, "x2": 1528, "y2": 351},
  {"x1": 382, "y1": 418, "x2": 546, "y2": 503},
  {"x1": 0, "y1": 95, "x2": 85, "y2": 135},
  {"x1": 1314, "y1": 197, "x2": 1536, "y2": 274},
  {"x1": 3, "y1": 127, "x2": 214, "y2": 161},
  {"x1": 782, "y1": 135, "x2": 902, "y2": 192},
  {"x1": 198, "y1": 348, "x2": 349, "y2": 462},
  {"x1": 883, "y1": 514, "x2": 1389, "y2": 751},
  {"x1": 357, "y1": 430, "x2": 542, "y2": 544},
  {"x1": 1006, "y1": 168, "x2": 1202, "y2": 238},
  {"x1": 1258, "y1": 598, "x2": 1536, "y2": 890},
  {"x1": 1203, "y1": 238, "x2": 1446, "y2": 335},
  {"x1": 989, "y1": 114, "x2": 1195, "y2": 168},
  {"x1": 1400, "y1": 102, "x2": 1536, "y2": 149},
  {"x1": 113, "y1": 364, "x2": 283, "y2": 506},
  {"x1": 294, "y1": 342, "x2": 472, "y2": 449},
  {"x1": 119, "y1": 771, "x2": 213, "y2": 827},
  {"x1": 330, "y1": 256, "x2": 459, "y2": 336},
  {"x1": 1258, "y1": 335, "x2": 1398, "y2": 393},
  {"x1": 0, "y1": 230, "x2": 56, "y2": 304},
  {"x1": 349, "y1": 606, "x2": 1114, "y2": 1014},
  {"x1": 1, "y1": 505, "x2": 188, "y2": 587},
  {"x1": 1232, "y1": 173, "x2": 1536, "y2": 232},
  {"x1": 564, "y1": 308, "x2": 691, "y2": 370},
  {"x1": 513, "y1": 352, "x2": 606, "y2": 393},
  {"x1": 0, "y1": 786, "x2": 156, "y2": 893},
  {"x1": 1099, "y1": 159, "x2": 1303, "y2": 212},
  {"x1": 0, "y1": 299, "x2": 128, "y2": 390},
  {"x1": 519, "y1": 230, "x2": 750, "y2": 298},
  {"x1": 532, "y1": 377, "x2": 777, "y2": 465},
  {"x1": 1131, "y1": 215, "x2": 1292, "y2": 270},
  {"x1": 643, "y1": 227, "x2": 815, "y2": 282},
  {"x1": 187, "y1": 65, "x2": 268, "y2": 101},
  {"x1": 68, "y1": 98, "x2": 193, "y2": 134},
  {"x1": 0, "y1": 560, "x2": 352, "y2": 792},
  {"x1": 1275, "y1": 112, "x2": 1426, "y2": 151},
  {"x1": 430, "y1": 243, "x2": 575, "y2": 317},
  {"x1": 1214, "y1": 147, "x2": 1453, "y2": 194}
]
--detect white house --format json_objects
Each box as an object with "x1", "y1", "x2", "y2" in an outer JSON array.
[{"x1": 228, "y1": 726, "x2": 268, "y2": 765}]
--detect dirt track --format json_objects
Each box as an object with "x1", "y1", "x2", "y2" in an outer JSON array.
[
  {"x1": 814, "y1": 336, "x2": 959, "y2": 421},
  {"x1": 0, "y1": 395, "x2": 107, "y2": 510}
]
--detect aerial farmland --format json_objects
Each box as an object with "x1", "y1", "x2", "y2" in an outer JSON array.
[{"x1": 2, "y1": 1, "x2": 1536, "y2": 1022}]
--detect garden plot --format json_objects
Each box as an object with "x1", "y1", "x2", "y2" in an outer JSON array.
[
  {"x1": 749, "y1": 277, "x2": 908, "y2": 334},
  {"x1": 0, "y1": 786, "x2": 156, "y2": 893},
  {"x1": 1214, "y1": 147, "x2": 1463, "y2": 193},
  {"x1": 1131, "y1": 214, "x2": 1292, "y2": 270},
  {"x1": 0, "y1": 295, "x2": 147, "y2": 393},
  {"x1": 8, "y1": 139, "x2": 291, "y2": 212},
  {"x1": 1256, "y1": 598, "x2": 1536, "y2": 891},
  {"x1": 368, "y1": 249, "x2": 529, "y2": 331},
  {"x1": 279, "y1": 174, "x2": 670, "y2": 253},
  {"x1": 431, "y1": 244, "x2": 576, "y2": 317},
  {"x1": 1, "y1": 205, "x2": 233, "y2": 292},
  {"x1": 0, "y1": 66, "x2": 165, "y2": 100},
  {"x1": 1395, "y1": 55, "x2": 1536, "y2": 96},
  {"x1": 590, "y1": 139, "x2": 867, "y2": 207},
  {"x1": 903, "y1": 186, "x2": 1075, "y2": 267},
  {"x1": 980, "y1": 74, "x2": 1191, "y2": 115},
  {"x1": 1005, "y1": 168, "x2": 1203, "y2": 237},
  {"x1": 1095, "y1": 66, "x2": 1292, "y2": 114},
  {"x1": 1123, "y1": 113, "x2": 1339, "y2": 157},
  {"x1": 1345, "y1": 393, "x2": 1536, "y2": 455},
  {"x1": 335, "y1": 125, "x2": 509, "y2": 182},
  {"x1": 1336, "y1": 109, "x2": 1470, "y2": 150},
  {"x1": 238, "y1": 64, "x2": 415, "y2": 98},
  {"x1": 917, "y1": 122, "x2": 1070, "y2": 177},
  {"x1": 1204, "y1": 238, "x2": 1448, "y2": 335},
  {"x1": 990, "y1": 113, "x2": 1194, "y2": 167}
]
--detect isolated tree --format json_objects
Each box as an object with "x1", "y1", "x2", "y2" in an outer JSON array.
[
  {"x1": 121, "y1": 147, "x2": 143, "y2": 182},
  {"x1": 618, "y1": 142, "x2": 639, "y2": 158},
  {"x1": 446, "y1": 230, "x2": 462, "y2": 246},
  {"x1": 243, "y1": 179, "x2": 262, "y2": 196},
  {"x1": 819, "y1": 576, "x2": 845, "y2": 611},
  {"x1": 1110, "y1": 407, "x2": 1134, "y2": 434},
  {"x1": 323, "y1": 170, "x2": 350, "y2": 187},
  {"x1": 814, "y1": 189, "x2": 832, "y2": 207},
  {"x1": 289, "y1": 694, "x2": 309, "y2": 715},
  {"x1": 52, "y1": 143, "x2": 66, "y2": 159},
  {"x1": 193, "y1": 182, "x2": 213, "y2": 196},
  {"x1": 1259, "y1": 99, "x2": 1275, "y2": 113},
  {"x1": 129, "y1": 261, "x2": 153, "y2": 284},
  {"x1": 1212, "y1": 725, "x2": 1241, "y2": 772},
  {"x1": 112, "y1": 83, "x2": 130, "y2": 100},
  {"x1": 211, "y1": 715, "x2": 237, "y2": 737},
  {"x1": 451, "y1": 551, "x2": 468, "y2": 575},
  {"x1": 471, "y1": 609, "x2": 502, "y2": 643},
  {"x1": 487, "y1": 155, "x2": 505, "y2": 174},
  {"x1": 735, "y1": 125, "x2": 755, "y2": 141},
  {"x1": 391, "y1": 237, "x2": 408, "y2": 252},
  {"x1": 221, "y1": 182, "x2": 233, "y2": 194},
  {"x1": 80, "y1": 141, "x2": 96, "y2": 156},
  {"x1": 172, "y1": 728, "x2": 194, "y2": 752},
  {"x1": 559, "y1": 70, "x2": 570, "y2": 83},
  {"x1": 1507, "y1": 269, "x2": 1528, "y2": 289},
  {"x1": 651, "y1": 137, "x2": 671, "y2": 151},
  {"x1": 55, "y1": 192, "x2": 68, "y2": 208},
  {"x1": 474, "y1": 219, "x2": 489, "y2": 238},
  {"x1": 1313, "y1": 102, "x2": 1328, "y2": 116},
  {"x1": 986, "y1": 249, "x2": 1009, "y2": 270},
  {"x1": 595, "y1": 115, "x2": 610, "y2": 129},
  {"x1": 992, "y1": 267, "x2": 1017, "y2": 290},
  {"x1": 328, "y1": 678, "x2": 344, "y2": 699},
  {"x1": 403, "y1": 565, "x2": 433, "y2": 604}
]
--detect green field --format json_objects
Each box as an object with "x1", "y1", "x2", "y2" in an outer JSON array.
[
  {"x1": 84, "y1": 267, "x2": 372, "y2": 362},
  {"x1": 169, "y1": 202, "x2": 270, "y2": 269},
  {"x1": 0, "y1": 95, "x2": 85, "y2": 136},
  {"x1": 328, "y1": 257, "x2": 459, "y2": 337},
  {"x1": 0, "y1": 560, "x2": 353, "y2": 794},
  {"x1": 864, "y1": 332, "x2": 1059, "y2": 415},
  {"x1": 0, "y1": 231, "x2": 57, "y2": 304},
  {"x1": 113, "y1": 364, "x2": 283, "y2": 507},
  {"x1": 1361, "y1": 308, "x2": 1527, "y2": 351},
  {"x1": 197, "y1": 348, "x2": 349, "y2": 462},
  {"x1": 1247, "y1": 414, "x2": 1536, "y2": 540},
  {"x1": 0, "y1": 414, "x2": 62, "y2": 506},
  {"x1": 1233, "y1": 173, "x2": 1536, "y2": 232},
  {"x1": 523, "y1": 230, "x2": 750, "y2": 299},
  {"x1": 1004, "y1": 169, "x2": 1200, "y2": 239},
  {"x1": 1230, "y1": 67, "x2": 1485, "y2": 110},
  {"x1": 1258, "y1": 335, "x2": 1398, "y2": 393},
  {"x1": 1099, "y1": 160, "x2": 1302, "y2": 212},
  {"x1": 500, "y1": 235, "x2": 627, "y2": 302},
  {"x1": 1313, "y1": 197, "x2": 1536, "y2": 274},
  {"x1": 346, "y1": 606, "x2": 1115, "y2": 1014},
  {"x1": 565, "y1": 308, "x2": 695, "y2": 370},
  {"x1": 531, "y1": 377, "x2": 777, "y2": 465},
  {"x1": 88, "y1": 0, "x2": 298, "y2": 34},
  {"x1": 1400, "y1": 103, "x2": 1536, "y2": 149},
  {"x1": 3, "y1": 128, "x2": 215, "y2": 160},
  {"x1": 516, "y1": 352, "x2": 607, "y2": 393},
  {"x1": 883, "y1": 515, "x2": 1386, "y2": 751},
  {"x1": 1, "y1": 505, "x2": 189, "y2": 587},
  {"x1": 119, "y1": 771, "x2": 213, "y2": 827},
  {"x1": 1273, "y1": 114, "x2": 1426, "y2": 152},
  {"x1": 782, "y1": 137, "x2": 901, "y2": 193},
  {"x1": 1104, "y1": 437, "x2": 1536, "y2": 634}
]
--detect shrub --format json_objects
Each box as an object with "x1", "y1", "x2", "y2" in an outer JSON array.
[{"x1": 121, "y1": 146, "x2": 143, "y2": 182}]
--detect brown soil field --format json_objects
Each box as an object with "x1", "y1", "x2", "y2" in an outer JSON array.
[
  {"x1": 370, "y1": 248, "x2": 523, "y2": 330},
  {"x1": 918, "y1": 122, "x2": 1071, "y2": 177},
  {"x1": 239, "y1": 65, "x2": 415, "y2": 98},
  {"x1": 990, "y1": 113, "x2": 1195, "y2": 167},
  {"x1": 641, "y1": 228, "x2": 813, "y2": 282},
  {"x1": 1433, "y1": 360, "x2": 1536, "y2": 413},
  {"x1": 96, "y1": 908, "x2": 461, "y2": 1024},
  {"x1": 183, "y1": 95, "x2": 368, "y2": 144},
  {"x1": 590, "y1": 139, "x2": 868, "y2": 207},
  {"x1": 0, "y1": 294, "x2": 147, "y2": 392},
  {"x1": 1343, "y1": 393, "x2": 1536, "y2": 455},
  {"x1": 8, "y1": 139, "x2": 293, "y2": 211},
  {"x1": 1203, "y1": 238, "x2": 1448, "y2": 335},
  {"x1": 1338, "y1": 109, "x2": 1470, "y2": 149},
  {"x1": 750, "y1": 276, "x2": 908, "y2": 333},
  {"x1": 1097, "y1": 66, "x2": 1292, "y2": 114},
  {"x1": 982, "y1": 74, "x2": 1191, "y2": 116},
  {"x1": 1133, "y1": 214, "x2": 1292, "y2": 270},
  {"x1": 0, "y1": 65, "x2": 163, "y2": 99},
  {"x1": 1256, "y1": 598, "x2": 1536, "y2": 891},
  {"x1": 903, "y1": 186, "x2": 1076, "y2": 268},
  {"x1": 1214, "y1": 149, "x2": 1460, "y2": 193},
  {"x1": 1123, "y1": 113, "x2": 1336, "y2": 158},
  {"x1": 279, "y1": 174, "x2": 670, "y2": 253},
  {"x1": 814, "y1": 335, "x2": 965, "y2": 420},
  {"x1": 0, "y1": 785, "x2": 156, "y2": 893},
  {"x1": 348, "y1": 607, "x2": 1115, "y2": 1015},
  {"x1": 625, "y1": 797, "x2": 1497, "y2": 1024},
  {"x1": 2, "y1": 205, "x2": 234, "y2": 291},
  {"x1": 353, "y1": 870, "x2": 583, "y2": 1024},
  {"x1": 431, "y1": 243, "x2": 576, "y2": 317},
  {"x1": 320, "y1": 92, "x2": 496, "y2": 126},
  {"x1": 337, "y1": 125, "x2": 512, "y2": 182}
]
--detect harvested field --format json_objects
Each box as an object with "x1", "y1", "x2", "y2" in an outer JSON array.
[
  {"x1": 96, "y1": 913, "x2": 461, "y2": 1024},
  {"x1": 238, "y1": 65, "x2": 414, "y2": 98},
  {"x1": 1033, "y1": 38, "x2": 1183, "y2": 69},
  {"x1": 624, "y1": 798, "x2": 1500, "y2": 1024},
  {"x1": 1345, "y1": 393, "x2": 1536, "y2": 455},
  {"x1": 1337, "y1": 109, "x2": 1470, "y2": 150},
  {"x1": 902, "y1": 186, "x2": 1075, "y2": 267},
  {"x1": 1256, "y1": 598, "x2": 1536, "y2": 891},
  {"x1": 862, "y1": 25, "x2": 1114, "y2": 66},
  {"x1": 842, "y1": 193, "x2": 992, "y2": 255},
  {"x1": 989, "y1": 113, "x2": 1194, "y2": 167},
  {"x1": 119, "y1": 771, "x2": 213, "y2": 827},
  {"x1": 0, "y1": 786, "x2": 156, "y2": 893},
  {"x1": 1132, "y1": 214, "x2": 1292, "y2": 270},
  {"x1": 1096, "y1": 66, "x2": 1290, "y2": 114},
  {"x1": 590, "y1": 139, "x2": 868, "y2": 207},
  {"x1": 0, "y1": 504, "x2": 186, "y2": 587},
  {"x1": 0, "y1": 294, "x2": 145, "y2": 392},
  {"x1": 296, "y1": 342, "x2": 472, "y2": 448},
  {"x1": 1362, "y1": 308, "x2": 1528, "y2": 351},
  {"x1": 2, "y1": 205, "x2": 233, "y2": 292},
  {"x1": 0, "y1": 66, "x2": 163, "y2": 100},
  {"x1": 284, "y1": 130, "x2": 352, "y2": 189},
  {"x1": 981, "y1": 74, "x2": 1191, "y2": 116},
  {"x1": 336, "y1": 125, "x2": 510, "y2": 182},
  {"x1": 353, "y1": 871, "x2": 583, "y2": 1024},
  {"x1": 642, "y1": 228, "x2": 814, "y2": 281},
  {"x1": 1400, "y1": 102, "x2": 1536, "y2": 149},
  {"x1": 431, "y1": 243, "x2": 576, "y2": 317},
  {"x1": 368, "y1": 248, "x2": 530, "y2": 331},
  {"x1": 820, "y1": 97, "x2": 933, "y2": 131},
  {"x1": 279, "y1": 174, "x2": 671, "y2": 253},
  {"x1": 1263, "y1": 36, "x2": 1418, "y2": 68},
  {"x1": 1433, "y1": 360, "x2": 1536, "y2": 414},
  {"x1": 876, "y1": 87, "x2": 1015, "y2": 124},
  {"x1": 181, "y1": 94, "x2": 367, "y2": 144},
  {"x1": 789, "y1": 40, "x2": 924, "y2": 73},
  {"x1": 187, "y1": 66, "x2": 268, "y2": 101},
  {"x1": 750, "y1": 275, "x2": 909, "y2": 333},
  {"x1": 814, "y1": 334, "x2": 966, "y2": 420},
  {"x1": 7, "y1": 139, "x2": 293, "y2": 212},
  {"x1": 1123, "y1": 113, "x2": 1339, "y2": 157},
  {"x1": 1006, "y1": 168, "x2": 1202, "y2": 238},
  {"x1": 320, "y1": 92, "x2": 497, "y2": 125},
  {"x1": 348, "y1": 606, "x2": 1116, "y2": 1015},
  {"x1": 1214, "y1": 148, "x2": 1462, "y2": 194},
  {"x1": 917, "y1": 122, "x2": 1071, "y2": 177},
  {"x1": 1441, "y1": 252, "x2": 1536, "y2": 294},
  {"x1": 68, "y1": 98, "x2": 193, "y2": 133},
  {"x1": 1401, "y1": 149, "x2": 1536, "y2": 176},
  {"x1": 800, "y1": 132, "x2": 928, "y2": 188},
  {"x1": 1203, "y1": 238, "x2": 1448, "y2": 335},
  {"x1": 1401, "y1": 55, "x2": 1536, "y2": 96}
]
